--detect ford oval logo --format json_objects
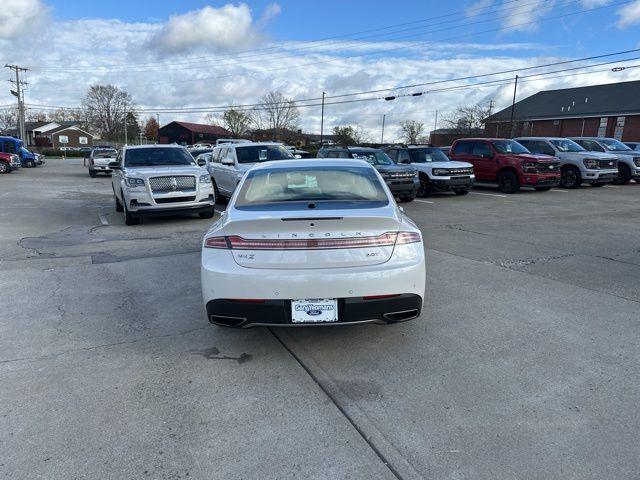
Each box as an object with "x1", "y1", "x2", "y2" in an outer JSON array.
[{"x1": 306, "y1": 309, "x2": 322, "y2": 316}]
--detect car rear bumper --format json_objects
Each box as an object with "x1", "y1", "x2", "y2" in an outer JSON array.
[
  {"x1": 520, "y1": 173, "x2": 561, "y2": 186},
  {"x1": 206, "y1": 294, "x2": 423, "y2": 328}
]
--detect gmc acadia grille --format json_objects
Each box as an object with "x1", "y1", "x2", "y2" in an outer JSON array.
[{"x1": 149, "y1": 176, "x2": 196, "y2": 193}]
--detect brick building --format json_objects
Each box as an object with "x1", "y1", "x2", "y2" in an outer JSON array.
[
  {"x1": 158, "y1": 121, "x2": 231, "y2": 145},
  {"x1": 484, "y1": 80, "x2": 640, "y2": 141}
]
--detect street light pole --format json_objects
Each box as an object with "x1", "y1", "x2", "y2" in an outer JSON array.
[
  {"x1": 381, "y1": 114, "x2": 386, "y2": 144},
  {"x1": 509, "y1": 75, "x2": 519, "y2": 137},
  {"x1": 320, "y1": 92, "x2": 325, "y2": 145}
]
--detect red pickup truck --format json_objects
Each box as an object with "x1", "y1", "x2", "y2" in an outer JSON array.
[
  {"x1": 0, "y1": 152, "x2": 22, "y2": 174},
  {"x1": 449, "y1": 138, "x2": 561, "y2": 193}
]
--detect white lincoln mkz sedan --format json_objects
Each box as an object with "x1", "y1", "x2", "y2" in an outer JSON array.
[{"x1": 201, "y1": 159, "x2": 426, "y2": 328}]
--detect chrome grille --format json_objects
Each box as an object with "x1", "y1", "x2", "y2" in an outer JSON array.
[
  {"x1": 598, "y1": 159, "x2": 617, "y2": 169},
  {"x1": 149, "y1": 176, "x2": 196, "y2": 193},
  {"x1": 447, "y1": 168, "x2": 474, "y2": 175}
]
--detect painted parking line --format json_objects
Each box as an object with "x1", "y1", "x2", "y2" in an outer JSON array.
[
  {"x1": 604, "y1": 185, "x2": 620, "y2": 188},
  {"x1": 551, "y1": 189, "x2": 569, "y2": 193},
  {"x1": 98, "y1": 214, "x2": 109, "y2": 225},
  {"x1": 214, "y1": 209, "x2": 226, "y2": 215},
  {"x1": 413, "y1": 199, "x2": 434, "y2": 204},
  {"x1": 470, "y1": 192, "x2": 508, "y2": 198}
]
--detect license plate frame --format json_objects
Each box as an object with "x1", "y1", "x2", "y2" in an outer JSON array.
[{"x1": 291, "y1": 298, "x2": 338, "y2": 324}]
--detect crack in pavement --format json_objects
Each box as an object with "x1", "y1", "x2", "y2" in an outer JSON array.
[{"x1": 0, "y1": 326, "x2": 207, "y2": 366}]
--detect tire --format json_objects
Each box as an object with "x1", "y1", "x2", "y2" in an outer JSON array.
[
  {"x1": 114, "y1": 192, "x2": 123, "y2": 212},
  {"x1": 454, "y1": 189, "x2": 469, "y2": 196},
  {"x1": 211, "y1": 177, "x2": 221, "y2": 201},
  {"x1": 497, "y1": 170, "x2": 520, "y2": 194},
  {"x1": 89, "y1": 169, "x2": 97, "y2": 178},
  {"x1": 0, "y1": 161, "x2": 9, "y2": 174},
  {"x1": 399, "y1": 196, "x2": 415, "y2": 203},
  {"x1": 417, "y1": 174, "x2": 431, "y2": 197},
  {"x1": 560, "y1": 166, "x2": 582, "y2": 189},
  {"x1": 591, "y1": 182, "x2": 606, "y2": 187},
  {"x1": 123, "y1": 202, "x2": 140, "y2": 225},
  {"x1": 25, "y1": 160, "x2": 35, "y2": 168},
  {"x1": 534, "y1": 186, "x2": 552, "y2": 191},
  {"x1": 614, "y1": 164, "x2": 631, "y2": 185},
  {"x1": 199, "y1": 206, "x2": 216, "y2": 218}
]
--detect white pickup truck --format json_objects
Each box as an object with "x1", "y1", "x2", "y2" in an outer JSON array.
[{"x1": 87, "y1": 147, "x2": 118, "y2": 177}]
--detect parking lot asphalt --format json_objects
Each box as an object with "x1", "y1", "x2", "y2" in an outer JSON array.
[{"x1": 1, "y1": 159, "x2": 639, "y2": 479}]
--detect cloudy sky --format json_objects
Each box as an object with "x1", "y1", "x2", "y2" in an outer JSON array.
[{"x1": 1, "y1": 0, "x2": 640, "y2": 140}]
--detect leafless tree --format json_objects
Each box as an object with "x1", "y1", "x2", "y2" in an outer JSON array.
[
  {"x1": 332, "y1": 125, "x2": 371, "y2": 145},
  {"x1": 221, "y1": 108, "x2": 252, "y2": 137},
  {"x1": 0, "y1": 107, "x2": 18, "y2": 132},
  {"x1": 82, "y1": 84, "x2": 135, "y2": 140},
  {"x1": 251, "y1": 91, "x2": 300, "y2": 138},
  {"x1": 400, "y1": 120, "x2": 425, "y2": 144},
  {"x1": 441, "y1": 103, "x2": 491, "y2": 133}
]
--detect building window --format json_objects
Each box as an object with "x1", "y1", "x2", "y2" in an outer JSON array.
[
  {"x1": 58, "y1": 135, "x2": 69, "y2": 144},
  {"x1": 597, "y1": 118, "x2": 608, "y2": 137},
  {"x1": 614, "y1": 117, "x2": 625, "y2": 140},
  {"x1": 79, "y1": 136, "x2": 88, "y2": 145}
]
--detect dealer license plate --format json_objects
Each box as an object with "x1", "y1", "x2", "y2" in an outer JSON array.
[{"x1": 291, "y1": 299, "x2": 338, "y2": 323}]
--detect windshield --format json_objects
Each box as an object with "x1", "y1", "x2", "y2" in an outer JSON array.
[
  {"x1": 600, "y1": 138, "x2": 632, "y2": 151},
  {"x1": 491, "y1": 140, "x2": 530, "y2": 154},
  {"x1": 550, "y1": 139, "x2": 585, "y2": 152},
  {"x1": 20, "y1": 147, "x2": 30, "y2": 155},
  {"x1": 236, "y1": 145, "x2": 294, "y2": 164},
  {"x1": 235, "y1": 166, "x2": 388, "y2": 207},
  {"x1": 408, "y1": 148, "x2": 450, "y2": 163},
  {"x1": 350, "y1": 150, "x2": 393, "y2": 165},
  {"x1": 125, "y1": 147, "x2": 195, "y2": 167}
]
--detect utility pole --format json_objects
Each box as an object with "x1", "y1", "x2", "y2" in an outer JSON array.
[
  {"x1": 5, "y1": 64, "x2": 29, "y2": 143},
  {"x1": 381, "y1": 114, "x2": 386, "y2": 144},
  {"x1": 320, "y1": 92, "x2": 326, "y2": 145},
  {"x1": 509, "y1": 75, "x2": 519, "y2": 138},
  {"x1": 433, "y1": 110, "x2": 438, "y2": 132},
  {"x1": 124, "y1": 114, "x2": 128, "y2": 145},
  {"x1": 488, "y1": 99, "x2": 495, "y2": 117}
]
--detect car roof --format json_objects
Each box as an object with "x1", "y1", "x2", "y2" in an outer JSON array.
[
  {"x1": 250, "y1": 158, "x2": 374, "y2": 171},
  {"x1": 124, "y1": 144, "x2": 186, "y2": 150},
  {"x1": 215, "y1": 142, "x2": 283, "y2": 148},
  {"x1": 516, "y1": 137, "x2": 565, "y2": 141}
]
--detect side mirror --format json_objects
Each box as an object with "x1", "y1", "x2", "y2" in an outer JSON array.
[
  {"x1": 221, "y1": 158, "x2": 235, "y2": 166},
  {"x1": 481, "y1": 152, "x2": 494, "y2": 159},
  {"x1": 108, "y1": 161, "x2": 120, "y2": 169},
  {"x1": 197, "y1": 158, "x2": 206, "y2": 167}
]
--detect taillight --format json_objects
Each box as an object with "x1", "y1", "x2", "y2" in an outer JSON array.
[
  {"x1": 363, "y1": 294, "x2": 401, "y2": 300},
  {"x1": 204, "y1": 231, "x2": 421, "y2": 249}
]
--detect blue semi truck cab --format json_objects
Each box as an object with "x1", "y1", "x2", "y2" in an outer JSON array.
[{"x1": 0, "y1": 136, "x2": 44, "y2": 167}]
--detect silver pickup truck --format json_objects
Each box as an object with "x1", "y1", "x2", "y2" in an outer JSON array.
[{"x1": 87, "y1": 147, "x2": 118, "y2": 177}]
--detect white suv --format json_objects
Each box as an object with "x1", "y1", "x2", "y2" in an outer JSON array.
[
  {"x1": 516, "y1": 137, "x2": 618, "y2": 188},
  {"x1": 206, "y1": 142, "x2": 295, "y2": 200},
  {"x1": 110, "y1": 145, "x2": 215, "y2": 225}
]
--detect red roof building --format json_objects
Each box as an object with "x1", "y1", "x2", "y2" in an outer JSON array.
[{"x1": 158, "y1": 121, "x2": 231, "y2": 145}]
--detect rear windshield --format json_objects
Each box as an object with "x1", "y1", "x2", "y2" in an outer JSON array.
[
  {"x1": 125, "y1": 147, "x2": 195, "y2": 167},
  {"x1": 491, "y1": 140, "x2": 529, "y2": 154},
  {"x1": 93, "y1": 149, "x2": 117, "y2": 158},
  {"x1": 236, "y1": 145, "x2": 294, "y2": 164},
  {"x1": 350, "y1": 150, "x2": 393, "y2": 165},
  {"x1": 550, "y1": 139, "x2": 584, "y2": 152},
  {"x1": 408, "y1": 148, "x2": 450, "y2": 163},
  {"x1": 235, "y1": 166, "x2": 388, "y2": 208}
]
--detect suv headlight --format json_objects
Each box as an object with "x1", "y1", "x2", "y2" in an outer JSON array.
[
  {"x1": 199, "y1": 174, "x2": 211, "y2": 183},
  {"x1": 432, "y1": 168, "x2": 449, "y2": 176},
  {"x1": 125, "y1": 177, "x2": 145, "y2": 187},
  {"x1": 583, "y1": 158, "x2": 599, "y2": 170},
  {"x1": 634, "y1": 157, "x2": 640, "y2": 167}
]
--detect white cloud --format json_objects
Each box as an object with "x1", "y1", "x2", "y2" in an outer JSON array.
[
  {"x1": 0, "y1": 0, "x2": 49, "y2": 39},
  {"x1": 617, "y1": 0, "x2": 640, "y2": 27},
  {"x1": 150, "y1": 3, "x2": 278, "y2": 54},
  {"x1": 499, "y1": 0, "x2": 555, "y2": 32},
  {"x1": 466, "y1": 0, "x2": 494, "y2": 17}
]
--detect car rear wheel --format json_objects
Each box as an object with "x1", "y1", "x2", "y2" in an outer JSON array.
[
  {"x1": 0, "y1": 161, "x2": 9, "y2": 174},
  {"x1": 534, "y1": 186, "x2": 552, "y2": 191},
  {"x1": 497, "y1": 171, "x2": 520, "y2": 194},
  {"x1": 417, "y1": 174, "x2": 431, "y2": 197},
  {"x1": 591, "y1": 182, "x2": 606, "y2": 187},
  {"x1": 560, "y1": 166, "x2": 582, "y2": 188},
  {"x1": 614, "y1": 164, "x2": 631, "y2": 185},
  {"x1": 454, "y1": 189, "x2": 469, "y2": 195}
]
